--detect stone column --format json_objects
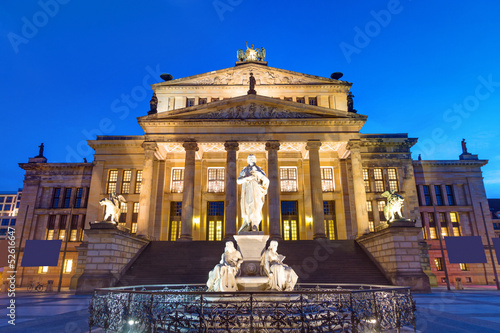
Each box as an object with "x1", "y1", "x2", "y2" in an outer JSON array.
[
  {"x1": 224, "y1": 141, "x2": 239, "y2": 239},
  {"x1": 266, "y1": 141, "x2": 281, "y2": 240},
  {"x1": 85, "y1": 160, "x2": 105, "y2": 227},
  {"x1": 178, "y1": 141, "x2": 198, "y2": 241},
  {"x1": 137, "y1": 142, "x2": 157, "y2": 238},
  {"x1": 348, "y1": 139, "x2": 370, "y2": 236},
  {"x1": 306, "y1": 140, "x2": 326, "y2": 239}
]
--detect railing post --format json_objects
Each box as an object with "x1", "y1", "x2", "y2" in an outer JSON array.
[
  {"x1": 300, "y1": 294, "x2": 305, "y2": 332},
  {"x1": 372, "y1": 292, "x2": 380, "y2": 332},
  {"x1": 350, "y1": 293, "x2": 357, "y2": 333},
  {"x1": 199, "y1": 294, "x2": 204, "y2": 333},
  {"x1": 392, "y1": 290, "x2": 400, "y2": 333},
  {"x1": 250, "y1": 293, "x2": 254, "y2": 332}
]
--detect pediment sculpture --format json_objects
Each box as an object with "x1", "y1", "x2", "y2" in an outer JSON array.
[{"x1": 191, "y1": 103, "x2": 321, "y2": 120}]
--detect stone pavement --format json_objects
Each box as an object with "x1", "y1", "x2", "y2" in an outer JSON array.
[{"x1": 0, "y1": 287, "x2": 499, "y2": 332}]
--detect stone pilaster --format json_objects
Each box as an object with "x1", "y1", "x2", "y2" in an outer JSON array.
[
  {"x1": 137, "y1": 141, "x2": 157, "y2": 238},
  {"x1": 224, "y1": 141, "x2": 239, "y2": 239},
  {"x1": 348, "y1": 139, "x2": 370, "y2": 237},
  {"x1": 179, "y1": 141, "x2": 198, "y2": 241},
  {"x1": 85, "y1": 160, "x2": 105, "y2": 227},
  {"x1": 265, "y1": 141, "x2": 281, "y2": 240},
  {"x1": 306, "y1": 140, "x2": 326, "y2": 239}
]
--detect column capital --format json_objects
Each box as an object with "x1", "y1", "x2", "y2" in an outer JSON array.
[
  {"x1": 347, "y1": 139, "x2": 362, "y2": 151},
  {"x1": 265, "y1": 141, "x2": 280, "y2": 151},
  {"x1": 306, "y1": 140, "x2": 322, "y2": 150},
  {"x1": 142, "y1": 141, "x2": 157, "y2": 151},
  {"x1": 183, "y1": 141, "x2": 199, "y2": 151},
  {"x1": 224, "y1": 141, "x2": 239, "y2": 151}
]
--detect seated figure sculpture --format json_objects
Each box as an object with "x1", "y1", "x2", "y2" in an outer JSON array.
[
  {"x1": 207, "y1": 241, "x2": 243, "y2": 292},
  {"x1": 260, "y1": 240, "x2": 298, "y2": 291}
]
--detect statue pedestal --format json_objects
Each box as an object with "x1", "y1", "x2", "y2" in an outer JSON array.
[{"x1": 234, "y1": 234, "x2": 269, "y2": 291}]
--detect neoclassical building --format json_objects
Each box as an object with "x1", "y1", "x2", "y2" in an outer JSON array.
[{"x1": 11, "y1": 50, "x2": 498, "y2": 291}]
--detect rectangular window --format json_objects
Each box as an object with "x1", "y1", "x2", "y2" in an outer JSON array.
[
  {"x1": 10, "y1": 219, "x2": 15, "y2": 226},
  {"x1": 38, "y1": 266, "x2": 49, "y2": 274},
  {"x1": 308, "y1": 97, "x2": 317, "y2": 106},
  {"x1": 321, "y1": 167, "x2": 334, "y2": 192},
  {"x1": 211, "y1": 97, "x2": 219, "y2": 102},
  {"x1": 460, "y1": 263, "x2": 469, "y2": 271},
  {"x1": 450, "y1": 212, "x2": 461, "y2": 236},
  {"x1": 135, "y1": 170, "x2": 143, "y2": 194},
  {"x1": 428, "y1": 213, "x2": 437, "y2": 239},
  {"x1": 1, "y1": 219, "x2": 9, "y2": 226},
  {"x1": 64, "y1": 259, "x2": 73, "y2": 273},
  {"x1": 439, "y1": 212, "x2": 448, "y2": 237},
  {"x1": 63, "y1": 188, "x2": 72, "y2": 208},
  {"x1": 46, "y1": 215, "x2": 56, "y2": 240},
  {"x1": 367, "y1": 201, "x2": 374, "y2": 231},
  {"x1": 4, "y1": 204, "x2": 11, "y2": 211},
  {"x1": 284, "y1": 97, "x2": 293, "y2": 101},
  {"x1": 186, "y1": 98, "x2": 195, "y2": 107},
  {"x1": 107, "y1": 170, "x2": 118, "y2": 194},
  {"x1": 423, "y1": 185, "x2": 432, "y2": 206},
  {"x1": 387, "y1": 168, "x2": 399, "y2": 192},
  {"x1": 119, "y1": 202, "x2": 127, "y2": 223},
  {"x1": 281, "y1": 201, "x2": 299, "y2": 241},
  {"x1": 373, "y1": 168, "x2": 384, "y2": 192},
  {"x1": 207, "y1": 167, "x2": 225, "y2": 193},
  {"x1": 199, "y1": 98, "x2": 207, "y2": 105},
  {"x1": 131, "y1": 223, "x2": 137, "y2": 233},
  {"x1": 58, "y1": 215, "x2": 67, "y2": 241},
  {"x1": 70, "y1": 215, "x2": 78, "y2": 241},
  {"x1": 6, "y1": 197, "x2": 13, "y2": 203},
  {"x1": 434, "y1": 185, "x2": 443, "y2": 206},
  {"x1": 0, "y1": 197, "x2": 3, "y2": 203},
  {"x1": 171, "y1": 168, "x2": 184, "y2": 193},
  {"x1": 434, "y1": 258, "x2": 444, "y2": 271},
  {"x1": 446, "y1": 185, "x2": 455, "y2": 205},
  {"x1": 280, "y1": 167, "x2": 298, "y2": 192},
  {"x1": 296, "y1": 97, "x2": 305, "y2": 104},
  {"x1": 132, "y1": 202, "x2": 139, "y2": 222},
  {"x1": 378, "y1": 201, "x2": 386, "y2": 221},
  {"x1": 0, "y1": 205, "x2": 3, "y2": 210},
  {"x1": 422, "y1": 227, "x2": 427, "y2": 240},
  {"x1": 363, "y1": 169, "x2": 370, "y2": 192},
  {"x1": 52, "y1": 188, "x2": 61, "y2": 208},
  {"x1": 0, "y1": 229, "x2": 7, "y2": 236},
  {"x1": 207, "y1": 202, "x2": 224, "y2": 241},
  {"x1": 122, "y1": 170, "x2": 132, "y2": 194},
  {"x1": 169, "y1": 202, "x2": 182, "y2": 241},
  {"x1": 323, "y1": 201, "x2": 336, "y2": 240},
  {"x1": 74, "y1": 188, "x2": 83, "y2": 208}
]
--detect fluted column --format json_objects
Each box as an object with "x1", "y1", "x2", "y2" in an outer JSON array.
[
  {"x1": 348, "y1": 139, "x2": 370, "y2": 236},
  {"x1": 307, "y1": 140, "x2": 326, "y2": 239},
  {"x1": 137, "y1": 141, "x2": 157, "y2": 237},
  {"x1": 178, "y1": 141, "x2": 198, "y2": 241},
  {"x1": 266, "y1": 141, "x2": 281, "y2": 239},
  {"x1": 224, "y1": 141, "x2": 239, "y2": 239}
]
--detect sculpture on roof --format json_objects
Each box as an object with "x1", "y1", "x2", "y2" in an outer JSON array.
[
  {"x1": 347, "y1": 92, "x2": 355, "y2": 112},
  {"x1": 237, "y1": 42, "x2": 266, "y2": 62},
  {"x1": 461, "y1": 139, "x2": 468, "y2": 154},
  {"x1": 37, "y1": 143, "x2": 44, "y2": 158},
  {"x1": 148, "y1": 92, "x2": 158, "y2": 115}
]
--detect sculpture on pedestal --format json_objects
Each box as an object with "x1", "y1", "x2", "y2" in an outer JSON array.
[
  {"x1": 237, "y1": 155, "x2": 269, "y2": 232},
  {"x1": 99, "y1": 192, "x2": 126, "y2": 224},
  {"x1": 237, "y1": 42, "x2": 266, "y2": 62},
  {"x1": 207, "y1": 241, "x2": 243, "y2": 292},
  {"x1": 381, "y1": 190, "x2": 405, "y2": 223},
  {"x1": 260, "y1": 240, "x2": 298, "y2": 291},
  {"x1": 461, "y1": 138, "x2": 468, "y2": 154}
]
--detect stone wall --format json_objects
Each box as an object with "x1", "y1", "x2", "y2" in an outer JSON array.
[
  {"x1": 357, "y1": 222, "x2": 431, "y2": 292},
  {"x1": 76, "y1": 223, "x2": 149, "y2": 294}
]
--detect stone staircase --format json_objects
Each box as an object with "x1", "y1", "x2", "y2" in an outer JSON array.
[{"x1": 116, "y1": 240, "x2": 390, "y2": 286}]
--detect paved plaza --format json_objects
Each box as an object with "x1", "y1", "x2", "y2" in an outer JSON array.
[{"x1": 0, "y1": 287, "x2": 499, "y2": 332}]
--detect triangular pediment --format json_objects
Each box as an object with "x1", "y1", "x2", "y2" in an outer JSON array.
[
  {"x1": 140, "y1": 95, "x2": 366, "y2": 121},
  {"x1": 154, "y1": 63, "x2": 351, "y2": 87}
]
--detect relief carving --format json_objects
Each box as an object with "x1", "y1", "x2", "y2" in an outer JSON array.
[{"x1": 192, "y1": 103, "x2": 321, "y2": 119}]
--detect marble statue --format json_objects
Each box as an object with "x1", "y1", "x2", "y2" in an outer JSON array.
[
  {"x1": 99, "y1": 192, "x2": 126, "y2": 224},
  {"x1": 207, "y1": 241, "x2": 243, "y2": 292},
  {"x1": 461, "y1": 139, "x2": 468, "y2": 154},
  {"x1": 381, "y1": 190, "x2": 405, "y2": 223},
  {"x1": 237, "y1": 42, "x2": 265, "y2": 62},
  {"x1": 37, "y1": 143, "x2": 44, "y2": 157},
  {"x1": 247, "y1": 73, "x2": 256, "y2": 95},
  {"x1": 237, "y1": 49, "x2": 245, "y2": 61},
  {"x1": 257, "y1": 47, "x2": 266, "y2": 61},
  {"x1": 260, "y1": 240, "x2": 298, "y2": 291},
  {"x1": 237, "y1": 155, "x2": 269, "y2": 232},
  {"x1": 347, "y1": 92, "x2": 355, "y2": 112},
  {"x1": 149, "y1": 92, "x2": 158, "y2": 114}
]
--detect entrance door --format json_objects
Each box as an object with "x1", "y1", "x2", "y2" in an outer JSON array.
[
  {"x1": 169, "y1": 202, "x2": 182, "y2": 241},
  {"x1": 207, "y1": 201, "x2": 224, "y2": 241},
  {"x1": 323, "y1": 201, "x2": 337, "y2": 240},
  {"x1": 281, "y1": 201, "x2": 299, "y2": 241}
]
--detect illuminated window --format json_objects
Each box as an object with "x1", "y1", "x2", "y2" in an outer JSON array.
[
  {"x1": 169, "y1": 202, "x2": 182, "y2": 241},
  {"x1": 428, "y1": 213, "x2": 437, "y2": 239},
  {"x1": 171, "y1": 168, "x2": 184, "y2": 193},
  {"x1": 74, "y1": 188, "x2": 84, "y2": 208},
  {"x1": 131, "y1": 223, "x2": 137, "y2": 234},
  {"x1": 63, "y1": 188, "x2": 72, "y2": 208},
  {"x1": 199, "y1": 98, "x2": 207, "y2": 105},
  {"x1": 281, "y1": 201, "x2": 298, "y2": 241},
  {"x1": 186, "y1": 98, "x2": 195, "y2": 107},
  {"x1": 321, "y1": 167, "x2": 334, "y2": 192},
  {"x1": 434, "y1": 258, "x2": 443, "y2": 271},
  {"x1": 207, "y1": 202, "x2": 224, "y2": 241},
  {"x1": 64, "y1": 259, "x2": 73, "y2": 274},
  {"x1": 308, "y1": 97, "x2": 317, "y2": 106},
  {"x1": 70, "y1": 215, "x2": 78, "y2": 241},
  {"x1": 38, "y1": 266, "x2": 49, "y2": 274},
  {"x1": 107, "y1": 170, "x2": 118, "y2": 194},
  {"x1": 46, "y1": 230, "x2": 54, "y2": 240},
  {"x1": 446, "y1": 185, "x2": 455, "y2": 205},
  {"x1": 460, "y1": 263, "x2": 469, "y2": 271},
  {"x1": 296, "y1": 97, "x2": 305, "y2": 104},
  {"x1": 367, "y1": 201, "x2": 374, "y2": 231},
  {"x1": 439, "y1": 213, "x2": 448, "y2": 237},
  {"x1": 422, "y1": 227, "x2": 427, "y2": 240},
  {"x1": 58, "y1": 215, "x2": 67, "y2": 240},
  {"x1": 135, "y1": 170, "x2": 143, "y2": 194},
  {"x1": 52, "y1": 188, "x2": 61, "y2": 208},
  {"x1": 120, "y1": 202, "x2": 127, "y2": 223},
  {"x1": 208, "y1": 168, "x2": 225, "y2": 193},
  {"x1": 435, "y1": 186, "x2": 443, "y2": 206},
  {"x1": 324, "y1": 201, "x2": 336, "y2": 240},
  {"x1": 450, "y1": 212, "x2": 461, "y2": 236},
  {"x1": 47, "y1": 215, "x2": 56, "y2": 240},
  {"x1": 373, "y1": 168, "x2": 384, "y2": 192},
  {"x1": 363, "y1": 169, "x2": 370, "y2": 192},
  {"x1": 423, "y1": 185, "x2": 432, "y2": 206},
  {"x1": 280, "y1": 167, "x2": 298, "y2": 192},
  {"x1": 58, "y1": 229, "x2": 66, "y2": 241},
  {"x1": 122, "y1": 170, "x2": 132, "y2": 194},
  {"x1": 133, "y1": 202, "x2": 140, "y2": 214},
  {"x1": 378, "y1": 201, "x2": 386, "y2": 221},
  {"x1": 387, "y1": 168, "x2": 398, "y2": 192}
]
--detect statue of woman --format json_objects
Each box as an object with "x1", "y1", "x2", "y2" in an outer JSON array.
[
  {"x1": 237, "y1": 155, "x2": 269, "y2": 232},
  {"x1": 261, "y1": 240, "x2": 298, "y2": 291},
  {"x1": 207, "y1": 241, "x2": 243, "y2": 292}
]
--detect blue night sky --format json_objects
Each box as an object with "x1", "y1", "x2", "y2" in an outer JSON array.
[{"x1": 1, "y1": 1, "x2": 500, "y2": 197}]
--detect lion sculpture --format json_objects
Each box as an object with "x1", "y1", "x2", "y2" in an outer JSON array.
[
  {"x1": 99, "y1": 193, "x2": 126, "y2": 224},
  {"x1": 381, "y1": 190, "x2": 405, "y2": 223}
]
